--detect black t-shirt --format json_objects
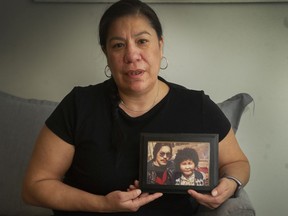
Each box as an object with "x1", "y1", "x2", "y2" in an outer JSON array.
[{"x1": 46, "y1": 78, "x2": 230, "y2": 216}]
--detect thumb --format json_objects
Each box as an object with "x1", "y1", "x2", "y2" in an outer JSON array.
[
  {"x1": 211, "y1": 181, "x2": 225, "y2": 197},
  {"x1": 211, "y1": 188, "x2": 218, "y2": 197},
  {"x1": 128, "y1": 189, "x2": 142, "y2": 199},
  {"x1": 211, "y1": 178, "x2": 231, "y2": 197}
]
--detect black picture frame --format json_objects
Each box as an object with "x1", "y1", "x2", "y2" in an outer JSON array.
[{"x1": 139, "y1": 133, "x2": 219, "y2": 194}]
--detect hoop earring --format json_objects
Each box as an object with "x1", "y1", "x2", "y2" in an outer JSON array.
[
  {"x1": 160, "y1": 56, "x2": 168, "y2": 70},
  {"x1": 104, "y1": 65, "x2": 111, "y2": 78}
]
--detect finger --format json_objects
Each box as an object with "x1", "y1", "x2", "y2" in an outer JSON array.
[
  {"x1": 124, "y1": 189, "x2": 142, "y2": 201},
  {"x1": 128, "y1": 184, "x2": 137, "y2": 191},
  {"x1": 188, "y1": 189, "x2": 213, "y2": 202},
  {"x1": 211, "y1": 188, "x2": 219, "y2": 197},
  {"x1": 132, "y1": 192, "x2": 163, "y2": 206},
  {"x1": 213, "y1": 180, "x2": 227, "y2": 195},
  {"x1": 188, "y1": 190, "x2": 220, "y2": 209},
  {"x1": 138, "y1": 192, "x2": 150, "y2": 198},
  {"x1": 212, "y1": 178, "x2": 235, "y2": 199},
  {"x1": 134, "y1": 180, "x2": 140, "y2": 187}
]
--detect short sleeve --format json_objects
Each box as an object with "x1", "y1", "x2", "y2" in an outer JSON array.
[
  {"x1": 45, "y1": 88, "x2": 77, "y2": 145},
  {"x1": 202, "y1": 94, "x2": 231, "y2": 141}
]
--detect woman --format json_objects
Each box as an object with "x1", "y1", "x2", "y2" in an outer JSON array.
[
  {"x1": 146, "y1": 143, "x2": 174, "y2": 185},
  {"x1": 174, "y1": 148, "x2": 204, "y2": 186},
  {"x1": 22, "y1": 0, "x2": 250, "y2": 215}
]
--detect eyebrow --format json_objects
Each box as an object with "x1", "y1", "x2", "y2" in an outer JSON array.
[{"x1": 108, "y1": 31, "x2": 152, "y2": 43}]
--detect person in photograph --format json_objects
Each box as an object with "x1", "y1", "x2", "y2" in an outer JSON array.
[
  {"x1": 174, "y1": 148, "x2": 205, "y2": 186},
  {"x1": 22, "y1": 0, "x2": 250, "y2": 215},
  {"x1": 146, "y1": 143, "x2": 174, "y2": 185}
]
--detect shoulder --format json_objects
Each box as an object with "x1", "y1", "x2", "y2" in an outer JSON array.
[
  {"x1": 162, "y1": 77, "x2": 204, "y2": 96},
  {"x1": 158, "y1": 77, "x2": 231, "y2": 140},
  {"x1": 159, "y1": 77, "x2": 210, "y2": 101},
  {"x1": 63, "y1": 79, "x2": 114, "y2": 108},
  {"x1": 53, "y1": 79, "x2": 113, "y2": 118},
  {"x1": 159, "y1": 77, "x2": 212, "y2": 107},
  {"x1": 72, "y1": 79, "x2": 110, "y2": 99}
]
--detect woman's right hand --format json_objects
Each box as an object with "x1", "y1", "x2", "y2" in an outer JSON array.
[{"x1": 102, "y1": 189, "x2": 163, "y2": 212}]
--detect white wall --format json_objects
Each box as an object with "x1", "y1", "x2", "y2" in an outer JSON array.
[{"x1": 1, "y1": 0, "x2": 288, "y2": 215}]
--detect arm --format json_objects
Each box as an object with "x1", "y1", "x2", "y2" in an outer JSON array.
[
  {"x1": 218, "y1": 128, "x2": 250, "y2": 186},
  {"x1": 22, "y1": 126, "x2": 162, "y2": 213},
  {"x1": 188, "y1": 128, "x2": 250, "y2": 209}
]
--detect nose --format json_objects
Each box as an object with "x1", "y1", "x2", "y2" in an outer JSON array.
[{"x1": 124, "y1": 43, "x2": 141, "y2": 63}]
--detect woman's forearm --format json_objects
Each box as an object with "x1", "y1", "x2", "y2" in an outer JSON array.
[
  {"x1": 219, "y1": 160, "x2": 250, "y2": 186},
  {"x1": 22, "y1": 179, "x2": 106, "y2": 212}
]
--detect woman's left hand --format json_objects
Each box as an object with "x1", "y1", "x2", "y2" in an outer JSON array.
[{"x1": 187, "y1": 177, "x2": 237, "y2": 209}]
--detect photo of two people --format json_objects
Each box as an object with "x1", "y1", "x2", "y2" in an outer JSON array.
[
  {"x1": 139, "y1": 133, "x2": 218, "y2": 194},
  {"x1": 147, "y1": 142, "x2": 209, "y2": 186}
]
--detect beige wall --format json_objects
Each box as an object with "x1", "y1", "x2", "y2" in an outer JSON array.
[{"x1": 1, "y1": 0, "x2": 288, "y2": 215}]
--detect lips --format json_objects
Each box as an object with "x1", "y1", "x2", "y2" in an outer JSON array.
[
  {"x1": 160, "y1": 159, "x2": 168, "y2": 163},
  {"x1": 130, "y1": 70, "x2": 142, "y2": 75},
  {"x1": 183, "y1": 170, "x2": 193, "y2": 175},
  {"x1": 127, "y1": 69, "x2": 144, "y2": 76}
]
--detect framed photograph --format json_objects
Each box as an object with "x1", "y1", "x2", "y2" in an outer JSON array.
[{"x1": 139, "y1": 133, "x2": 218, "y2": 194}]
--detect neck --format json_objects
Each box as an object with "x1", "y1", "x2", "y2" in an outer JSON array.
[{"x1": 119, "y1": 80, "x2": 160, "y2": 114}]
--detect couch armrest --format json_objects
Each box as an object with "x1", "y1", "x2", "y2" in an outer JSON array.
[{"x1": 196, "y1": 189, "x2": 255, "y2": 216}]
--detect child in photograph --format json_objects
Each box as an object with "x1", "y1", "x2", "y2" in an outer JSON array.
[{"x1": 174, "y1": 147, "x2": 204, "y2": 186}]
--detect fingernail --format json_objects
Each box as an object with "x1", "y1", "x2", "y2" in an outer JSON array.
[
  {"x1": 212, "y1": 190, "x2": 218, "y2": 197},
  {"x1": 136, "y1": 189, "x2": 141, "y2": 196}
]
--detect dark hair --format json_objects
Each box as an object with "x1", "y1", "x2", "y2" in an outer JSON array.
[
  {"x1": 174, "y1": 148, "x2": 200, "y2": 171},
  {"x1": 153, "y1": 143, "x2": 172, "y2": 159},
  {"x1": 99, "y1": 0, "x2": 163, "y2": 52}
]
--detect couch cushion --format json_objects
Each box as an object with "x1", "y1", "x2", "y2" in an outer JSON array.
[
  {"x1": 0, "y1": 91, "x2": 57, "y2": 215},
  {"x1": 217, "y1": 93, "x2": 253, "y2": 133},
  {"x1": 196, "y1": 189, "x2": 255, "y2": 216}
]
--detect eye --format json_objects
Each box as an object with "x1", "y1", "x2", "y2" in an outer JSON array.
[
  {"x1": 112, "y1": 42, "x2": 125, "y2": 49},
  {"x1": 188, "y1": 161, "x2": 195, "y2": 166},
  {"x1": 138, "y1": 38, "x2": 149, "y2": 45},
  {"x1": 181, "y1": 161, "x2": 194, "y2": 166}
]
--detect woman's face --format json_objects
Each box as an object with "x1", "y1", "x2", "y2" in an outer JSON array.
[
  {"x1": 105, "y1": 15, "x2": 163, "y2": 95},
  {"x1": 179, "y1": 160, "x2": 195, "y2": 177},
  {"x1": 155, "y1": 146, "x2": 172, "y2": 167}
]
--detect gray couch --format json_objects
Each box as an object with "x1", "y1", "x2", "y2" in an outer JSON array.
[{"x1": 0, "y1": 90, "x2": 255, "y2": 216}]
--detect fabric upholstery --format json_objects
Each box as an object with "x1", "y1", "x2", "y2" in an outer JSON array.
[
  {"x1": 217, "y1": 93, "x2": 253, "y2": 133},
  {"x1": 0, "y1": 91, "x2": 55, "y2": 216},
  {"x1": 197, "y1": 189, "x2": 255, "y2": 216},
  {"x1": 0, "y1": 90, "x2": 254, "y2": 216}
]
